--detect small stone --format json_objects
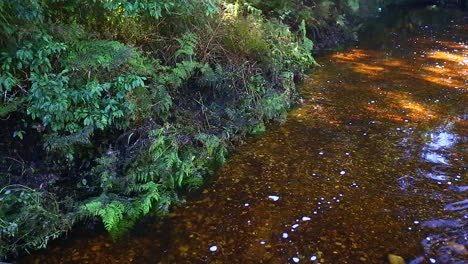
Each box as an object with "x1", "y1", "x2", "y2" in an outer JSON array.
[
  {"x1": 91, "y1": 245, "x2": 101, "y2": 252},
  {"x1": 268, "y1": 195, "x2": 280, "y2": 201},
  {"x1": 179, "y1": 245, "x2": 189, "y2": 253},
  {"x1": 447, "y1": 242, "x2": 467, "y2": 254},
  {"x1": 209, "y1": 245, "x2": 218, "y2": 252},
  {"x1": 388, "y1": 254, "x2": 406, "y2": 264}
]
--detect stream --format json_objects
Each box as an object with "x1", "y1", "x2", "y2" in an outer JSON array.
[{"x1": 19, "y1": 7, "x2": 467, "y2": 264}]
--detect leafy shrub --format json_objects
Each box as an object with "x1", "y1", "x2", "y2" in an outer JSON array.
[
  {"x1": 223, "y1": 15, "x2": 270, "y2": 59},
  {"x1": 0, "y1": 0, "x2": 324, "y2": 258},
  {"x1": 0, "y1": 185, "x2": 74, "y2": 257},
  {"x1": 28, "y1": 73, "x2": 145, "y2": 133}
]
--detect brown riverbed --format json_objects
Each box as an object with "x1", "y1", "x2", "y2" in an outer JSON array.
[{"x1": 19, "y1": 7, "x2": 467, "y2": 264}]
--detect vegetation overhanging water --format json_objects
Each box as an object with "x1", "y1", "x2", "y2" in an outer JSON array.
[
  {"x1": 16, "y1": 5, "x2": 468, "y2": 264},
  {"x1": 3, "y1": 0, "x2": 436, "y2": 259}
]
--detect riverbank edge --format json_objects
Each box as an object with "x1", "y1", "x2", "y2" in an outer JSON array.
[{"x1": 2, "y1": 0, "x2": 458, "y2": 261}]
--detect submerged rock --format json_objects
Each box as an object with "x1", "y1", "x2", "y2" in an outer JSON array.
[
  {"x1": 446, "y1": 242, "x2": 468, "y2": 255},
  {"x1": 388, "y1": 254, "x2": 406, "y2": 264}
]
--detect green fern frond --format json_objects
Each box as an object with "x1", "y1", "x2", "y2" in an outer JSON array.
[
  {"x1": 44, "y1": 126, "x2": 94, "y2": 151},
  {"x1": 175, "y1": 33, "x2": 198, "y2": 60},
  {"x1": 164, "y1": 61, "x2": 201, "y2": 88},
  {"x1": 136, "y1": 182, "x2": 160, "y2": 214},
  {"x1": 64, "y1": 40, "x2": 135, "y2": 71}
]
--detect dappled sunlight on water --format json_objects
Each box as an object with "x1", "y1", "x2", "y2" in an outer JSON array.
[
  {"x1": 427, "y1": 51, "x2": 466, "y2": 64},
  {"x1": 19, "y1": 8, "x2": 467, "y2": 264}
]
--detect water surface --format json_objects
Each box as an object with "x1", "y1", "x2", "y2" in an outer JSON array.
[{"x1": 20, "y1": 7, "x2": 467, "y2": 264}]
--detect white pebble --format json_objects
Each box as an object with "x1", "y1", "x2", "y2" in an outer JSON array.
[
  {"x1": 268, "y1": 195, "x2": 280, "y2": 201},
  {"x1": 210, "y1": 245, "x2": 218, "y2": 252}
]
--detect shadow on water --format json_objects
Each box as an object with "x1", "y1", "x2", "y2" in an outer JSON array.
[{"x1": 19, "y1": 7, "x2": 467, "y2": 264}]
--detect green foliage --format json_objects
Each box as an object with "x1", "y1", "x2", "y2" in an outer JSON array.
[
  {"x1": 0, "y1": 97, "x2": 24, "y2": 118},
  {"x1": 64, "y1": 40, "x2": 135, "y2": 72},
  {"x1": 79, "y1": 152, "x2": 154, "y2": 236},
  {"x1": 348, "y1": 0, "x2": 361, "y2": 12},
  {"x1": 196, "y1": 133, "x2": 228, "y2": 167},
  {"x1": 80, "y1": 184, "x2": 163, "y2": 237},
  {"x1": 165, "y1": 60, "x2": 202, "y2": 88},
  {"x1": 44, "y1": 126, "x2": 95, "y2": 152},
  {"x1": 2, "y1": 32, "x2": 66, "y2": 74},
  {"x1": 175, "y1": 33, "x2": 198, "y2": 60},
  {"x1": 28, "y1": 72, "x2": 145, "y2": 133},
  {"x1": 1, "y1": 0, "x2": 45, "y2": 22},
  {"x1": 100, "y1": 0, "x2": 219, "y2": 19},
  {"x1": 223, "y1": 15, "x2": 270, "y2": 59},
  {"x1": 0, "y1": 0, "x2": 330, "y2": 258},
  {"x1": 78, "y1": 126, "x2": 231, "y2": 236},
  {"x1": 0, "y1": 185, "x2": 74, "y2": 257}
]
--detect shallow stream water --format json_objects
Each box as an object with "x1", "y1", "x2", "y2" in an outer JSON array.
[{"x1": 19, "y1": 7, "x2": 467, "y2": 264}]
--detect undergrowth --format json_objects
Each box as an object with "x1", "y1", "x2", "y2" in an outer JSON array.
[{"x1": 0, "y1": 0, "x2": 413, "y2": 259}]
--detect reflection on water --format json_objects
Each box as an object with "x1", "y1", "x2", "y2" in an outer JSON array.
[{"x1": 19, "y1": 7, "x2": 467, "y2": 264}]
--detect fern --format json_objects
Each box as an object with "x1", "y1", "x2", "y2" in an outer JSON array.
[
  {"x1": 298, "y1": 20, "x2": 320, "y2": 67},
  {"x1": 64, "y1": 40, "x2": 135, "y2": 71},
  {"x1": 44, "y1": 126, "x2": 95, "y2": 151},
  {"x1": 136, "y1": 182, "x2": 161, "y2": 214},
  {"x1": 196, "y1": 133, "x2": 227, "y2": 164},
  {"x1": 175, "y1": 33, "x2": 198, "y2": 60},
  {"x1": 100, "y1": 201, "x2": 125, "y2": 232},
  {"x1": 0, "y1": 97, "x2": 25, "y2": 118},
  {"x1": 152, "y1": 84, "x2": 173, "y2": 114},
  {"x1": 348, "y1": 0, "x2": 360, "y2": 12},
  {"x1": 81, "y1": 195, "x2": 123, "y2": 236},
  {"x1": 100, "y1": 0, "x2": 208, "y2": 19},
  {"x1": 0, "y1": 0, "x2": 347, "y2": 256},
  {"x1": 129, "y1": 84, "x2": 173, "y2": 121},
  {"x1": 0, "y1": 185, "x2": 74, "y2": 258},
  {"x1": 80, "y1": 181, "x2": 163, "y2": 237},
  {"x1": 164, "y1": 60, "x2": 201, "y2": 88}
]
